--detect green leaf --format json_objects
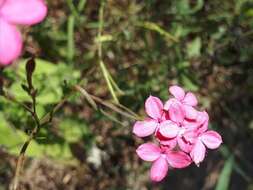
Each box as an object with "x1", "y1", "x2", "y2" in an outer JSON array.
[
  {"x1": 187, "y1": 37, "x2": 201, "y2": 58},
  {"x1": 59, "y1": 118, "x2": 88, "y2": 143},
  {"x1": 0, "y1": 113, "x2": 72, "y2": 159},
  {"x1": 136, "y1": 21, "x2": 178, "y2": 42},
  {"x1": 215, "y1": 155, "x2": 234, "y2": 190},
  {"x1": 176, "y1": 0, "x2": 204, "y2": 15},
  {"x1": 0, "y1": 113, "x2": 26, "y2": 151},
  {"x1": 180, "y1": 74, "x2": 199, "y2": 91}
]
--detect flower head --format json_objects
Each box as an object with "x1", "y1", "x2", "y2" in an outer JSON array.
[
  {"x1": 133, "y1": 96, "x2": 167, "y2": 137},
  {"x1": 164, "y1": 85, "x2": 198, "y2": 121},
  {"x1": 136, "y1": 143, "x2": 191, "y2": 182},
  {"x1": 0, "y1": 0, "x2": 47, "y2": 65},
  {"x1": 133, "y1": 85, "x2": 222, "y2": 182}
]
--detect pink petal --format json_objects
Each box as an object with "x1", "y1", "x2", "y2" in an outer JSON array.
[
  {"x1": 197, "y1": 111, "x2": 209, "y2": 124},
  {"x1": 145, "y1": 96, "x2": 163, "y2": 120},
  {"x1": 177, "y1": 137, "x2": 193, "y2": 153},
  {"x1": 169, "y1": 85, "x2": 185, "y2": 100},
  {"x1": 136, "y1": 143, "x2": 161, "y2": 162},
  {"x1": 0, "y1": 0, "x2": 4, "y2": 7},
  {"x1": 183, "y1": 130, "x2": 198, "y2": 144},
  {"x1": 183, "y1": 92, "x2": 198, "y2": 106},
  {"x1": 0, "y1": 19, "x2": 22, "y2": 65},
  {"x1": 169, "y1": 102, "x2": 185, "y2": 124},
  {"x1": 166, "y1": 151, "x2": 192, "y2": 168},
  {"x1": 196, "y1": 111, "x2": 209, "y2": 134},
  {"x1": 160, "y1": 138, "x2": 177, "y2": 149},
  {"x1": 159, "y1": 121, "x2": 179, "y2": 138},
  {"x1": 184, "y1": 105, "x2": 198, "y2": 120},
  {"x1": 1, "y1": 0, "x2": 47, "y2": 25},
  {"x1": 150, "y1": 156, "x2": 169, "y2": 182},
  {"x1": 200, "y1": 131, "x2": 222, "y2": 149},
  {"x1": 164, "y1": 98, "x2": 178, "y2": 111},
  {"x1": 133, "y1": 120, "x2": 157, "y2": 137},
  {"x1": 190, "y1": 139, "x2": 206, "y2": 165},
  {"x1": 182, "y1": 119, "x2": 200, "y2": 130}
]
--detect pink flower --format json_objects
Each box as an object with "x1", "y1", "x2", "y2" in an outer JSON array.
[
  {"x1": 0, "y1": 0, "x2": 47, "y2": 66},
  {"x1": 133, "y1": 96, "x2": 167, "y2": 137},
  {"x1": 190, "y1": 130, "x2": 222, "y2": 166},
  {"x1": 136, "y1": 143, "x2": 192, "y2": 182},
  {"x1": 177, "y1": 111, "x2": 210, "y2": 153},
  {"x1": 156, "y1": 111, "x2": 209, "y2": 152},
  {"x1": 156, "y1": 122, "x2": 197, "y2": 153},
  {"x1": 133, "y1": 86, "x2": 223, "y2": 182},
  {"x1": 164, "y1": 85, "x2": 198, "y2": 121}
]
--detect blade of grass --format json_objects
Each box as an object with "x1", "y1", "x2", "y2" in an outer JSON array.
[
  {"x1": 219, "y1": 146, "x2": 251, "y2": 182},
  {"x1": 66, "y1": 0, "x2": 79, "y2": 17},
  {"x1": 67, "y1": 15, "x2": 75, "y2": 62},
  {"x1": 97, "y1": 0, "x2": 120, "y2": 103},
  {"x1": 136, "y1": 21, "x2": 179, "y2": 42},
  {"x1": 77, "y1": 0, "x2": 87, "y2": 13},
  {"x1": 108, "y1": 73, "x2": 124, "y2": 95},
  {"x1": 89, "y1": 93, "x2": 138, "y2": 120},
  {"x1": 215, "y1": 155, "x2": 234, "y2": 190},
  {"x1": 100, "y1": 109, "x2": 127, "y2": 127},
  {"x1": 74, "y1": 85, "x2": 140, "y2": 120},
  {"x1": 99, "y1": 60, "x2": 119, "y2": 103},
  {"x1": 115, "y1": 102, "x2": 140, "y2": 119}
]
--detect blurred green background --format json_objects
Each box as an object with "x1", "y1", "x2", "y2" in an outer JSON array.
[{"x1": 1, "y1": 0, "x2": 253, "y2": 189}]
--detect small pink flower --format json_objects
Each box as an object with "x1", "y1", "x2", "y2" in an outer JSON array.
[
  {"x1": 0, "y1": 0, "x2": 47, "y2": 66},
  {"x1": 164, "y1": 85, "x2": 198, "y2": 121},
  {"x1": 136, "y1": 143, "x2": 192, "y2": 182},
  {"x1": 133, "y1": 86, "x2": 223, "y2": 182},
  {"x1": 178, "y1": 111, "x2": 210, "y2": 153},
  {"x1": 133, "y1": 96, "x2": 167, "y2": 137},
  {"x1": 187, "y1": 112, "x2": 222, "y2": 165},
  {"x1": 156, "y1": 111, "x2": 210, "y2": 153},
  {"x1": 190, "y1": 130, "x2": 222, "y2": 166}
]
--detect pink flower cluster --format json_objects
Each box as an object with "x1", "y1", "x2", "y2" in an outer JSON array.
[
  {"x1": 0, "y1": 0, "x2": 47, "y2": 66},
  {"x1": 133, "y1": 85, "x2": 222, "y2": 182}
]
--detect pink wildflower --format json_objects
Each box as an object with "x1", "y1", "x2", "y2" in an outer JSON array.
[
  {"x1": 133, "y1": 96, "x2": 167, "y2": 137},
  {"x1": 190, "y1": 129, "x2": 222, "y2": 166},
  {"x1": 136, "y1": 143, "x2": 191, "y2": 182},
  {"x1": 133, "y1": 85, "x2": 222, "y2": 182},
  {"x1": 0, "y1": 0, "x2": 47, "y2": 66},
  {"x1": 157, "y1": 111, "x2": 209, "y2": 153},
  {"x1": 164, "y1": 85, "x2": 198, "y2": 121}
]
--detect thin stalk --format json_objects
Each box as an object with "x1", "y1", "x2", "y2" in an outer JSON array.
[
  {"x1": 66, "y1": 0, "x2": 79, "y2": 17},
  {"x1": 67, "y1": 15, "x2": 75, "y2": 62},
  {"x1": 97, "y1": 0, "x2": 119, "y2": 103},
  {"x1": 77, "y1": 0, "x2": 87, "y2": 13},
  {"x1": 12, "y1": 94, "x2": 40, "y2": 190},
  {"x1": 74, "y1": 85, "x2": 140, "y2": 120}
]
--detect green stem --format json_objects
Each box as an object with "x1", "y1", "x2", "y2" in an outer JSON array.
[
  {"x1": 97, "y1": 0, "x2": 119, "y2": 103},
  {"x1": 67, "y1": 15, "x2": 75, "y2": 62}
]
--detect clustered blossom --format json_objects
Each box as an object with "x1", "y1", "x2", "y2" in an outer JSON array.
[
  {"x1": 0, "y1": 0, "x2": 47, "y2": 66},
  {"x1": 133, "y1": 85, "x2": 222, "y2": 182}
]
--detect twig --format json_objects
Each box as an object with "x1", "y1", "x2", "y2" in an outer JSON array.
[
  {"x1": 74, "y1": 84, "x2": 141, "y2": 120},
  {"x1": 11, "y1": 91, "x2": 40, "y2": 190},
  {"x1": 11, "y1": 122, "x2": 39, "y2": 190}
]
